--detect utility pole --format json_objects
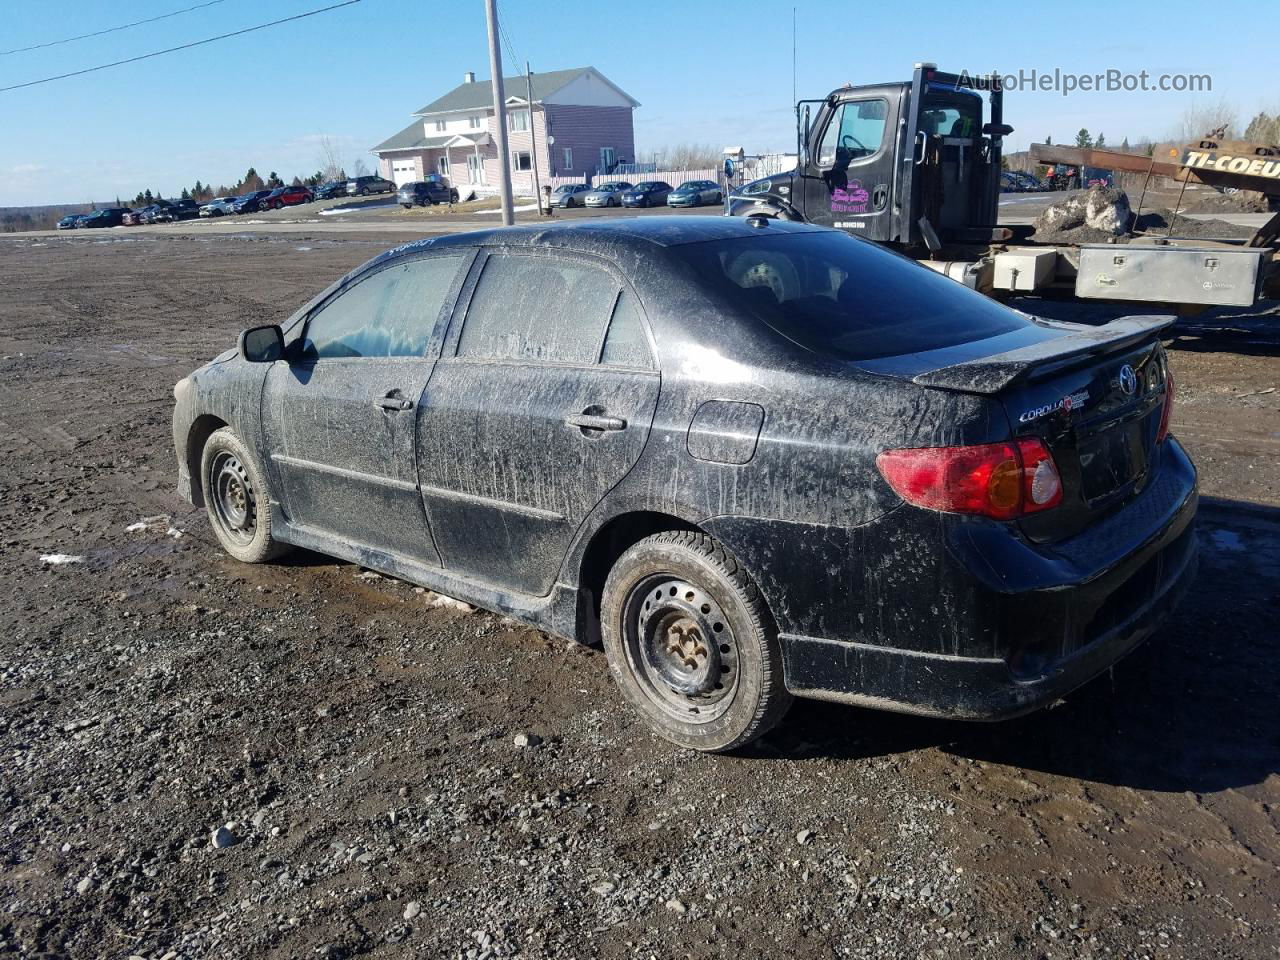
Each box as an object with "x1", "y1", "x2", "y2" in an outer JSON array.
[
  {"x1": 484, "y1": 0, "x2": 514, "y2": 225},
  {"x1": 525, "y1": 62, "x2": 543, "y2": 215}
]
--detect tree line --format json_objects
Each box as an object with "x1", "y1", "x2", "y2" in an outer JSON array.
[{"x1": 128, "y1": 164, "x2": 361, "y2": 207}]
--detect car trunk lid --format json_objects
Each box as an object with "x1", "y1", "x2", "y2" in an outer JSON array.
[{"x1": 865, "y1": 314, "x2": 1174, "y2": 541}]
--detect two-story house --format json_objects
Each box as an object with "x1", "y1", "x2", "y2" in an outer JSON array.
[{"x1": 372, "y1": 66, "x2": 639, "y2": 196}]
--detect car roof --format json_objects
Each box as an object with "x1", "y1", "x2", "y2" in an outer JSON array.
[{"x1": 383, "y1": 215, "x2": 825, "y2": 259}]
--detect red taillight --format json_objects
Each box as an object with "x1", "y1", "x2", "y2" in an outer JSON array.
[
  {"x1": 1156, "y1": 370, "x2": 1174, "y2": 444},
  {"x1": 876, "y1": 438, "x2": 1062, "y2": 520}
]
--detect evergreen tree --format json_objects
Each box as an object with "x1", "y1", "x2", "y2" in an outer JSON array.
[
  {"x1": 1121, "y1": 136, "x2": 1130, "y2": 152},
  {"x1": 143, "y1": 189, "x2": 153, "y2": 203},
  {"x1": 1095, "y1": 132, "x2": 1106, "y2": 148},
  {"x1": 1045, "y1": 135, "x2": 1052, "y2": 146},
  {"x1": 1075, "y1": 128, "x2": 1093, "y2": 148},
  {"x1": 181, "y1": 187, "x2": 191, "y2": 199}
]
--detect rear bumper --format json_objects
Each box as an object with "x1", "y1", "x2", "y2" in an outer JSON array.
[{"x1": 780, "y1": 440, "x2": 1199, "y2": 719}]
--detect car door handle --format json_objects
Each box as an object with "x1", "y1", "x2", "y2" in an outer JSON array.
[
  {"x1": 375, "y1": 396, "x2": 413, "y2": 411},
  {"x1": 566, "y1": 413, "x2": 627, "y2": 431}
]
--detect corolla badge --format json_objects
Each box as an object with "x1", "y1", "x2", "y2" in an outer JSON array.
[
  {"x1": 1018, "y1": 388, "x2": 1090, "y2": 424},
  {"x1": 1118, "y1": 364, "x2": 1138, "y2": 396}
]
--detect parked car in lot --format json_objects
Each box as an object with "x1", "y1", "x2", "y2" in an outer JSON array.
[
  {"x1": 312, "y1": 181, "x2": 348, "y2": 201},
  {"x1": 151, "y1": 198, "x2": 200, "y2": 222},
  {"x1": 667, "y1": 180, "x2": 724, "y2": 207},
  {"x1": 56, "y1": 214, "x2": 87, "y2": 229},
  {"x1": 550, "y1": 183, "x2": 591, "y2": 208},
  {"x1": 582, "y1": 181, "x2": 634, "y2": 207},
  {"x1": 261, "y1": 185, "x2": 313, "y2": 210},
  {"x1": 122, "y1": 206, "x2": 156, "y2": 226},
  {"x1": 172, "y1": 216, "x2": 1196, "y2": 753},
  {"x1": 621, "y1": 181, "x2": 673, "y2": 207},
  {"x1": 199, "y1": 196, "x2": 237, "y2": 218},
  {"x1": 346, "y1": 175, "x2": 396, "y2": 197},
  {"x1": 79, "y1": 207, "x2": 132, "y2": 228},
  {"x1": 232, "y1": 190, "x2": 274, "y2": 215},
  {"x1": 397, "y1": 180, "x2": 459, "y2": 207}
]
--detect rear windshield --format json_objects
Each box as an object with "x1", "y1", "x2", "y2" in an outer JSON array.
[{"x1": 675, "y1": 231, "x2": 1029, "y2": 361}]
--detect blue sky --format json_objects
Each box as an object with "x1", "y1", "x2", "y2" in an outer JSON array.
[{"x1": 0, "y1": 0, "x2": 1272, "y2": 206}]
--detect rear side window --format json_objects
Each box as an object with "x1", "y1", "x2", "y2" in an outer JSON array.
[
  {"x1": 600, "y1": 289, "x2": 653, "y2": 369},
  {"x1": 457, "y1": 254, "x2": 619, "y2": 364},
  {"x1": 302, "y1": 255, "x2": 465, "y2": 359},
  {"x1": 675, "y1": 232, "x2": 1029, "y2": 362}
]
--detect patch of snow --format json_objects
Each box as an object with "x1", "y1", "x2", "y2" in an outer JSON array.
[{"x1": 40, "y1": 554, "x2": 84, "y2": 565}]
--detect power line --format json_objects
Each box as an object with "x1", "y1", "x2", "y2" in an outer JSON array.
[
  {"x1": 495, "y1": 0, "x2": 522, "y2": 77},
  {"x1": 1, "y1": 0, "x2": 229, "y2": 56},
  {"x1": 0, "y1": 0, "x2": 362, "y2": 93}
]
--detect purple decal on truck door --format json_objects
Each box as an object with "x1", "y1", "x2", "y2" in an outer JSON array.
[{"x1": 831, "y1": 181, "x2": 870, "y2": 213}]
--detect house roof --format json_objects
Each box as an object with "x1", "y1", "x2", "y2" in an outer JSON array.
[
  {"x1": 372, "y1": 123, "x2": 491, "y2": 154},
  {"x1": 413, "y1": 66, "x2": 637, "y2": 115}
]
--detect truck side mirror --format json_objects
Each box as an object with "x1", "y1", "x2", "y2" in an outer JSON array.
[
  {"x1": 800, "y1": 104, "x2": 811, "y2": 167},
  {"x1": 983, "y1": 122, "x2": 1014, "y2": 137},
  {"x1": 239, "y1": 324, "x2": 284, "y2": 363}
]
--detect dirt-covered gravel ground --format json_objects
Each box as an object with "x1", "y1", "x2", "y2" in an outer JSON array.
[{"x1": 0, "y1": 234, "x2": 1277, "y2": 960}]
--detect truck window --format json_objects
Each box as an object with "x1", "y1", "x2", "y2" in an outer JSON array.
[{"x1": 817, "y1": 99, "x2": 888, "y2": 166}]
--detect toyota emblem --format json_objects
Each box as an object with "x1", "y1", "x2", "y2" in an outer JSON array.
[{"x1": 1118, "y1": 364, "x2": 1138, "y2": 396}]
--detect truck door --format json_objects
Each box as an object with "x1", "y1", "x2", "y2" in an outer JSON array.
[{"x1": 800, "y1": 90, "x2": 903, "y2": 242}]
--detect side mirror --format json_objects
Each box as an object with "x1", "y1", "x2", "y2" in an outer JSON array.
[
  {"x1": 801, "y1": 104, "x2": 812, "y2": 168},
  {"x1": 239, "y1": 324, "x2": 285, "y2": 363}
]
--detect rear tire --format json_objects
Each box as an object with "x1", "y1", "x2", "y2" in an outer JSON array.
[
  {"x1": 200, "y1": 428, "x2": 291, "y2": 564},
  {"x1": 600, "y1": 531, "x2": 792, "y2": 752}
]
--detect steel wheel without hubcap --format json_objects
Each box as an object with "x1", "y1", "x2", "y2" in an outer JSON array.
[
  {"x1": 625, "y1": 575, "x2": 739, "y2": 724},
  {"x1": 199, "y1": 427, "x2": 290, "y2": 564},
  {"x1": 601, "y1": 531, "x2": 791, "y2": 752},
  {"x1": 208, "y1": 450, "x2": 257, "y2": 548}
]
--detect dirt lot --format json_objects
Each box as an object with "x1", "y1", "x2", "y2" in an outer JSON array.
[{"x1": 0, "y1": 233, "x2": 1278, "y2": 960}]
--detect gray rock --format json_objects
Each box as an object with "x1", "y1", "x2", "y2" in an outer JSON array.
[
  {"x1": 211, "y1": 825, "x2": 238, "y2": 849},
  {"x1": 74, "y1": 876, "x2": 93, "y2": 895},
  {"x1": 403, "y1": 900, "x2": 422, "y2": 921},
  {"x1": 796, "y1": 829, "x2": 814, "y2": 845},
  {"x1": 591, "y1": 881, "x2": 616, "y2": 896},
  {"x1": 665, "y1": 898, "x2": 688, "y2": 914},
  {"x1": 512, "y1": 732, "x2": 542, "y2": 749}
]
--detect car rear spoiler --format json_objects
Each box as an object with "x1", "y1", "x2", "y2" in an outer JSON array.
[{"x1": 911, "y1": 315, "x2": 1175, "y2": 394}]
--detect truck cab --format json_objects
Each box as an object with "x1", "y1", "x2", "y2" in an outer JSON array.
[{"x1": 730, "y1": 64, "x2": 1010, "y2": 253}]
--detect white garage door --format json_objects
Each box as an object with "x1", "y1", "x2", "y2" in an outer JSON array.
[{"x1": 390, "y1": 161, "x2": 418, "y2": 186}]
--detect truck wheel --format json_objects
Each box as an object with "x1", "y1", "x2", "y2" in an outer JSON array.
[
  {"x1": 201, "y1": 428, "x2": 291, "y2": 564},
  {"x1": 600, "y1": 531, "x2": 792, "y2": 752}
]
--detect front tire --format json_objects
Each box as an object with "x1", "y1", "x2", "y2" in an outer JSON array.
[
  {"x1": 200, "y1": 428, "x2": 291, "y2": 564},
  {"x1": 601, "y1": 531, "x2": 792, "y2": 752}
]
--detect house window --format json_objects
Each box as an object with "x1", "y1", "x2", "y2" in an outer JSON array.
[
  {"x1": 599, "y1": 147, "x2": 616, "y2": 172},
  {"x1": 508, "y1": 109, "x2": 530, "y2": 132},
  {"x1": 434, "y1": 119, "x2": 446, "y2": 132},
  {"x1": 512, "y1": 151, "x2": 532, "y2": 172},
  {"x1": 468, "y1": 114, "x2": 482, "y2": 130},
  {"x1": 562, "y1": 147, "x2": 573, "y2": 170},
  {"x1": 438, "y1": 156, "x2": 450, "y2": 178}
]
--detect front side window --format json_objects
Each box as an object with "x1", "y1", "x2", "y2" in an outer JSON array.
[
  {"x1": 457, "y1": 255, "x2": 619, "y2": 365},
  {"x1": 817, "y1": 99, "x2": 888, "y2": 167},
  {"x1": 468, "y1": 114, "x2": 482, "y2": 129},
  {"x1": 509, "y1": 109, "x2": 530, "y2": 132},
  {"x1": 301, "y1": 255, "x2": 466, "y2": 360},
  {"x1": 562, "y1": 147, "x2": 573, "y2": 170},
  {"x1": 599, "y1": 146, "x2": 616, "y2": 170},
  {"x1": 512, "y1": 151, "x2": 532, "y2": 171}
]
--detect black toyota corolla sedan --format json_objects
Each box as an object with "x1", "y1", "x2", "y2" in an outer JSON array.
[{"x1": 172, "y1": 217, "x2": 1197, "y2": 752}]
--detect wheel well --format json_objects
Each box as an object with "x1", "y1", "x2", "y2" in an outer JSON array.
[
  {"x1": 575, "y1": 511, "x2": 701, "y2": 645},
  {"x1": 185, "y1": 414, "x2": 228, "y2": 507}
]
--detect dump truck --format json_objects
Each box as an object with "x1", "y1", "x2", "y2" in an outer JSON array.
[{"x1": 728, "y1": 63, "x2": 1280, "y2": 309}]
